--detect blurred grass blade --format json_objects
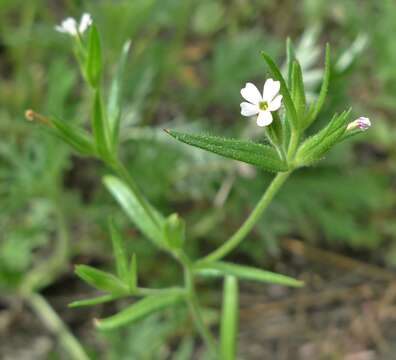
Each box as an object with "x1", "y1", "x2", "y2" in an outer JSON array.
[
  {"x1": 109, "y1": 219, "x2": 129, "y2": 282},
  {"x1": 69, "y1": 294, "x2": 122, "y2": 308},
  {"x1": 303, "y1": 44, "x2": 330, "y2": 129},
  {"x1": 163, "y1": 213, "x2": 186, "y2": 250},
  {"x1": 286, "y1": 37, "x2": 296, "y2": 88},
  {"x1": 261, "y1": 51, "x2": 298, "y2": 129},
  {"x1": 75, "y1": 265, "x2": 128, "y2": 294},
  {"x1": 291, "y1": 60, "x2": 306, "y2": 120},
  {"x1": 95, "y1": 293, "x2": 183, "y2": 330},
  {"x1": 166, "y1": 130, "x2": 288, "y2": 172},
  {"x1": 220, "y1": 276, "x2": 239, "y2": 360},
  {"x1": 50, "y1": 117, "x2": 96, "y2": 156},
  {"x1": 103, "y1": 175, "x2": 164, "y2": 247},
  {"x1": 195, "y1": 261, "x2": 303, "y2": 287},
  {"x1": 86, "y1": 24, "x2": 102, "y2": 88},
  {"x1": 107, "y1": 40, "x2": 131, "y2": 148},
  {"x1": 129, "y1": 254, "x2": 138, "y2": 292},
  {"x1": 92, "y1": 90, "x2": 111, "y2": 159}
]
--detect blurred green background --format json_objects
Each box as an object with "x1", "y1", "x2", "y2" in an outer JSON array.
[{"x1": 1, "y1": 0, "x2": 396, "y2": 359}]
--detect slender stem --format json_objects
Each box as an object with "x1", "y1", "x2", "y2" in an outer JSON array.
[
  {"x1": 184, "y1": 263, "x2": 218, "y2": 358},
  {"x1": 198, "y1": 171, "x2": 292, "y2": 264},
  {"x1": 28, "y1": 293, "x2": 89, "y2": 360}
]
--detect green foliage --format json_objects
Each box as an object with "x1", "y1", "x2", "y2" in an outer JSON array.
[
  {"x1": 86, "y1": 24, "x2": 103, "y2": 88},
  {"x1": 96, "y1": 293, "x2": 184, "y2": 330},
  {"x1": 166, "y1": 130, "x2": 288, "y2": 172},
  {"x1": 220, "y1": 276, "x2": 239, "y2": 360},
  {"x1": 195, "y1": 261, "x2": 303, "y2": 287}
]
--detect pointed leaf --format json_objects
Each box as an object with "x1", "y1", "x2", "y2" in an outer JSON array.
[
  {"x1": 166, "y1": 130, "x2": 288, "y2": 172},
  {"x1": 107, "y1": 40, "x2": 131, "y2": 147},
  {"x1": 128, "y1": 254, "x2": 138, "y2": 292},
  {"x1": 86, "y1": 24, "x2": 102, "y2": 88},
  {"x1": 95, "y1": 293, "x2": 184, "y2": 330},
  {"x1": 220, "y1": 276, "x2": 239, "y2": 360},
  {"x1": 297, "y1": 109, "x2": 351, "y2": 165},
  {"x1": 286, "y1": 37, "x2": 296, "y2": 89},
  {"x1": 75, "y1": 265, "x2": 128, "y2": 294},
  {"x1": 195, "y1": 261, "x2": 303, "y2": 287},
  {"x1": 261, "y1": 51, "x2": 298, "y2": 129},
  {"x1": 69, "y1": 294, "x2": 122, "y2": 308},
  {"x1": 291, "y1": 60, "x2": 306, "y2": 121},
  {"x1": 92, "y1": 90, "x2": 111, "y2": 159},
  {"x1": 109, "y1": 219, "x2": 129, "y2": 282},
  {"x1": 103, "y1": 175, "x2": 164, "y2": 246},
  {"x1": 50, "y1": 117, "x2": 96, "y2": 156}
]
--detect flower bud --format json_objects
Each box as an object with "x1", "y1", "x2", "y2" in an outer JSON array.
[{"x1": 346, "y1": 117, "x2": 371, "y2": 131}]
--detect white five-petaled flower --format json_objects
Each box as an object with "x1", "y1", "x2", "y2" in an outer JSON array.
[
  {"x1": 240, "y1": 79, "x2": 283, "y2": 127},
  {"x1": 55, "y1": 13, "x2": 93, "y2": 36},
  {"x1": 347, "y1": 116, "x2": 371, "y2": 131}
]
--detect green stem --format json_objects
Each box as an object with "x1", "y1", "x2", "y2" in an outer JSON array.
[
  {"x1": 198, "y1": 171, "x2": 292, "y2": 264},
  {"x1": 184, "y1": 263, "x2": 218, "y2": 358},
  {"x1": 28, "y1": 293, "x2": 89, "y2": 360}
]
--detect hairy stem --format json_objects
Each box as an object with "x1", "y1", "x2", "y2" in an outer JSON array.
[
  {"x1": 28, "y1": 294, "x2": 89, "y2": 360},
  {"x1": 198, "y1": 171, "x2": 292, "y2": 264}
]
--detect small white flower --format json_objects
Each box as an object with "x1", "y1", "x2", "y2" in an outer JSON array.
[
  {"x1": 346, "y1": 116, "x2": 371, "y2": 131},
  {"x1": 240, "y1": 79, "x2": 283, "y2": 127},
  {"x1": 55, "y1": 13, "x2": 93, "y2": 36}
]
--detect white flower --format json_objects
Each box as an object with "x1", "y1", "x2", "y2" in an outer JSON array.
[
  {"x1": 346, "y1": 116, "x2": 371, "y2": 131},
  {"x1": 55, "y1": 13, "x2": 93, "y2": 36},
  {"x1": 240, "y1": 79, "x2": 283, "y2": 127}
]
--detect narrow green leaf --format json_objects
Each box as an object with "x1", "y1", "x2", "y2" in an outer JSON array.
[
  {"x1": 86, "y1": 24, "x2": 102, "y2": 88},
  {"x1": 166, "y1": 130, "x2": 288, "y2": 172},
  {"x1": 291, "y1": 60, "x2": 306, "y2": 121},
  {"x1": 286, "y1": 37, "x2": 296, "y2": 89},
  {"x1": 297, "y1": 109, "x2": 351, "y2": 165},
  {"x1": 220, "y1": 276, "x2": 239, "y2": 360},
  {"x1": 75, "y1": 265, "x2": 128, "y2": 294},
  {"x1": 303, "y1": 44, "x2": 331, "y2": 129},
  {"x1": 92, "y1": 90, "x2": 111, "y2": 159},
  {"x1": 49, "y1": 117, "x2": 96, "y2": 156},
  {"x1": 69, "y1": 294, "x2": 122, "y2": 308},
  {"x1": 109, "y1": 219, "x2": 129, "y2": 282},
  {"x1": 95, "y1": 293, "x2": 184, "y2": 330},
  {"x1": 195, "y1": 261, "x2": 303, "y2": 287},
  {"x1": 129, "y1": 254, "x2": 138, "y2": 292},
  {"x1": 103, "y1": 175, "x2": 164, "y2": 246},
  {"x1": 261, "y1": 51, "x2": 298, "y2": 129},
  {"x1": 107, "y1": 40, "x2": 131, "y2": 148}
]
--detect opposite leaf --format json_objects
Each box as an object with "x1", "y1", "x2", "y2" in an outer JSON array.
[
  {"x1": 75, "y1": 265, "x2": 128, "y2": 295},
  {"x1": 104, "y1": 175, "x2": 165, "y2": 247},
  {"x1": 95, "y1": 293, "x2": 184, "y2": 330},
  {"x1": 195, "y1": 261, "x2": 303, "y2": 287},
  {"x1": 165, "y1": 130, "x2": 288, "y2": 173}
]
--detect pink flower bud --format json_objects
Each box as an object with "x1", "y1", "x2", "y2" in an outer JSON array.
[{"x1": 346, "y1": 117, "x2": 371, "y2": 131}]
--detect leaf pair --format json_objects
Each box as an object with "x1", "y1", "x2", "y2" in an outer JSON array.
[{"x1": 70, "y1": 220, "x2": 138, "y2": 308}]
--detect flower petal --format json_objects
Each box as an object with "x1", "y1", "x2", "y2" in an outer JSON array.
[
  {"x1": 268, "y1": 95, "x2": 283, "y2": 111},
  {"x1": 240, "y1": 102, "x2": 259, "y2": 117},
  {"x1": 256, "y1": 111, "x2": 273, "y2": 127},
  {"x1": 262, "y1": 78, "x2": 280, "y2": 102},
  {"x1": 61, "y1": 18, "x2": 78, "y2": 35},
  {"x1": 241, "y1": 82, "x2": 262, "y2": 105},
  {"x1": 79, "y1": 13, "x2": 93, "y2": 33}
]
